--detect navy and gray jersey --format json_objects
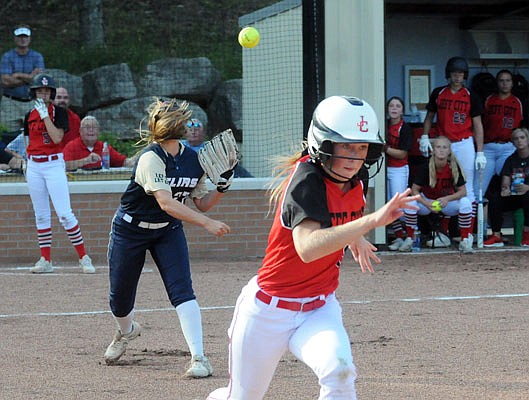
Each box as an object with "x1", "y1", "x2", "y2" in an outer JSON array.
[{"x1": 119, "y1": 142, "x2": 208, "y2": 223}]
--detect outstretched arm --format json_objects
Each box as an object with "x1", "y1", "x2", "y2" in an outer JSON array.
[{"x1": 293, "y1": 189, "x2": 419, "y2": 263}]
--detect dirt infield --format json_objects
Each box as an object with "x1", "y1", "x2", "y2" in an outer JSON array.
[{"x1": 1, "y1": 249, "x2": 529, "y2": 400}]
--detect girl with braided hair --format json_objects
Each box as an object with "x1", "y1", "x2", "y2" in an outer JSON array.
[
  {"x1": 401, "y1": 136, "x2": 473, "y2": 252},
  {"x1": 104, "y1": 98, "x2": 230, "y2": 378}
]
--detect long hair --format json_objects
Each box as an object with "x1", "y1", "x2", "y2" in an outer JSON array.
[
  {"x1": 268, "y1": 142, "x2": 309, "y2": 211},
  {"x1": 428, "y1": 136, "x2": 464, "y2": 188},
  {"x1": 137, "y1": 98, "x2": 192, "y2": 146}
]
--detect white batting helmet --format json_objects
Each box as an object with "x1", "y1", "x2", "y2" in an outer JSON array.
[{"x1": 307, "y1": 96, "x2": 384, "y2": 166}]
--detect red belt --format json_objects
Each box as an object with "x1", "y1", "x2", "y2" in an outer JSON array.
[
  {"x1": 29, "y1": 154, "x2": 60, "y2": 163},
  {"x1": 256, "y1": 290, "x2": 326, "y2": 312}
]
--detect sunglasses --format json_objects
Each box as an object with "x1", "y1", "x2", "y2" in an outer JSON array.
[{"x1": 186, "y1": 120, "x2": 202, "y2": 128}]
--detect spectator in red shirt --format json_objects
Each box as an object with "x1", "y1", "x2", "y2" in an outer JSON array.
[
  {"x1": 63, "y1": 116, "x2": 135, "y2": 170},
  {"x1": 54, "y1": 87, "x2": 80, "y2": 147}
]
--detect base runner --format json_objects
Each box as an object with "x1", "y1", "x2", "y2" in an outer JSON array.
[{"x1": 208, "y1": 96, "x2": 418, "y2": 400}]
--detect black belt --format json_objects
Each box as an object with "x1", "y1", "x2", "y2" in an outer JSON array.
[{"x1": 3, "y1": 94, "x2": 31, "y2": 102}]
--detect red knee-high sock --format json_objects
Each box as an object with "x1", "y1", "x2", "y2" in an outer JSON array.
[
  {"x1": 391, "y1": 220, "x2": 404, "y2": 238},
  {"x1": 38, "y1": 228, "x2": 52, "y2": 261},
  {"x1": 441, "y1": 215, "x2": 451, "y2": 235},
  {"x1": 470, "y1": 202, "x2": 477, "y2": 232},
  {"x1": 66, "y1": 225, "x2": 86, "y2": 259},
  {"x1": 459, "y1": 211, "x2": 473, "y2": 239}
]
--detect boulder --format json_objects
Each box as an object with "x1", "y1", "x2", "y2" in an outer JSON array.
[
  {"x1": 82, "y1": 63, "x2": 137, "y2": 110},
  {"x1": 89, "y1": 97, "x2": 207, "y2": 140},
  {"x1": 207, "y1": 79, "x2": 242, "y2": 141},
  {"x1": 139, "y1": 57, "x2": 221, "y2": 105}
]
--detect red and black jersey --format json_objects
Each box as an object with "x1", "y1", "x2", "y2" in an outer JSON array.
[
  {"x1": 413, "y1": 162, "x2": 465, "y2": 199},
  {"x1": 483, "y1": 94, "x2": 524, "y2": 143},
  {"x1": 24, "y1": 105, "x2": 69, "y2": 156},
  {"x1": 258, "y1": 156, "x2": 365, "y2": 298},
  {"x1": 386, "y1": 119, "x2": 412, "y2": 167},
  {"x1": 426, "y1": 86, "x2": 484, "y2": 142}
]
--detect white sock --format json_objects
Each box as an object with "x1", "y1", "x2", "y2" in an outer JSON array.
[
  {"x1": 114, "y1": 310, "x2": 134, "y2": 335},
  {"x1": 175, "y1": 299, "x2": 204, "y2": 357}
]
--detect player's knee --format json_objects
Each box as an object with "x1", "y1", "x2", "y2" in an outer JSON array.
[
  {"x1": 35, "y1": 215, "x2": 51, "y2": 227},
  {"x1": 319, "y1": 357, "x2": 357, "y2": 395},
  {"x1": 58, "y1": 212, "x2": 78, "y2": 230},
  {"x1": 320, "y1": 358, "x2": 356, "y2": 386}
]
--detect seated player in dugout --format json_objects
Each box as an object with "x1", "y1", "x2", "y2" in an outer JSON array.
[{"x1": 401, "y1": 136, "x2": 473, "y2": 253}]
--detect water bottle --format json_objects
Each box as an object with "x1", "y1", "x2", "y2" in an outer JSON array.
[
  {"x1": 412, "y1": 225, "x2": 421, "y2": 252},
  {"x1": 511, "y1": 172, "x2": 524, "y2": 195},
  {"x1": 102, "y1": 141, "x2": 110, "y2": 170}
]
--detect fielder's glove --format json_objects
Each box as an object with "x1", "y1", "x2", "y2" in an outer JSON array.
[
  {"x1": 419, "y1": 134, "x2": 432, "y2": 157},
  {"x1": 34, "y1": 98, "x2": 49, "y2": 120},
  {"x1": 475, "y1": 151, "x2": 487, "y2": 170},
  {"x1": 198, "y1": 129, "x2": 240, "y2": 193}
]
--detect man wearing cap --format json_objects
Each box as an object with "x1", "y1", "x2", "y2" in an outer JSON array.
[{"x1": 0, "y1": 24, "x2": 45, "y2": 130}]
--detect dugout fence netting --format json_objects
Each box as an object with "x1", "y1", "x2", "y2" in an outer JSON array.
[{"x1": 0, "y1": 0, "x2": 309, "y2": 183}]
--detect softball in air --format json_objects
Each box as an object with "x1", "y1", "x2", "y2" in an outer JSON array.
[
  {"x1": 431, "y1": 200, "x2": 442, "y2": 212},
  {"x1": 238, "y1": 26, "x2": 260, "y2": 48}
]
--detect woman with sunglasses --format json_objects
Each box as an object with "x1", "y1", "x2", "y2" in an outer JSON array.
[
  {"x1": 182, "y1": 118, "x2": 207, "y2": 152},
  {"x1": 103, "y1": 98, "x2": 231, "y2": 378}
]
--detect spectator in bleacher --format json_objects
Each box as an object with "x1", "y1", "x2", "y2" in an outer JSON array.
[
  {"x1": 401, "y1": 136, "x2": 473, "y2": 252},
  {"x1": 63, "y1": 116, "x2": 135, "y2": 171},
  {"x1": 182, "y1": 118, "x2": 207, "y2": 152},
  {"x1": 182, "y1": 117, "x2": 253, "y2": 177},
  {"x1": 0, "y1": 24, "x2": 45, "y2": 130},
  {"x1": 484, "y1": 127, "x2": 529, "y2": 247},
  {"x1": 0, "y1": 142, "x2": 24, "y2": 171},
  {"x1": 54, "y1": 87, "x2": 81, "y2": 146},
  {"x1": 384, "y1": 96, "x2": 413, "y2": 251},
  {"x1": 5, "y1": 130, "x2": 27, "y2": 159},
  {"x1": 477, "y1": 69, "x2": 524, "y2": 200}
]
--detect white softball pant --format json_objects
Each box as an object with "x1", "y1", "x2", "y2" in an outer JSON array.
[
  {"x1": 473, "y1": 141, "x2": 515, "y2": 198},
  {"x1": 451, "y1": 137, "x2": 476, "y2": 203},
  {"x1": 25, "y1": 154, "x2": 79, "y2": 230},
  {"x1": 208, "y1": 276, "x2": 357, "y2": 400},
  {"x1": 407, "y1": 194, "x2": 473, "y2": 217},
  {"x1": 387, "y1": 165, "x2": 409, "y2": 200}
]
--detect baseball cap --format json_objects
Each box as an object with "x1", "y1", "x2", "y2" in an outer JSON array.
[{"x1": 14, "y1": 27, "x2": 31, "y2": 36}]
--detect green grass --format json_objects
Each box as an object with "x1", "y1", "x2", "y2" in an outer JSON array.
[{"x1": 10, "y1": 0, "x2": 278, "y2": 80}]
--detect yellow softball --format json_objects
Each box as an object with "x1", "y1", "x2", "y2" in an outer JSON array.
[
  {"x1": 431, "y1": 200, "x2": 442, "y2": 212},
  {"x1": 238, "y1": 26, "x2": 260, "y2": 48}
]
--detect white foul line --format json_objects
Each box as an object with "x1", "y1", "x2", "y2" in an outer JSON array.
[{"x1": 0, "y1": 292, "x2": 527, "y2": 319}]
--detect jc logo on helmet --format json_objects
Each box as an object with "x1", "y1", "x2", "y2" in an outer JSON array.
[{"x1": 357, "y1": 116, "x2": 368, "y2": 132}]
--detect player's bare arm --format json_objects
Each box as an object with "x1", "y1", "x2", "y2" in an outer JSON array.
[
  {"x1": 385, "y1": 146, "x2": 408, "y2": 160},
  {"x1": 422, "y1": 111, "x2": 435, "y2": 135},
  {"x1": 438, "y1": 185, "x2": 467, "y2": 205},
  {"x1": 153, "y1": 189, "x2": 230, "y2": 237},
  {"x1": 192, "y1": 190, "x2": 224, "y2": 212},
  {"x1": 293, "y1": 189, "x2": 418, "y2": 263},
  {"x1": 472, "y1": 115, "x2": 485, "y2": 152}
]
